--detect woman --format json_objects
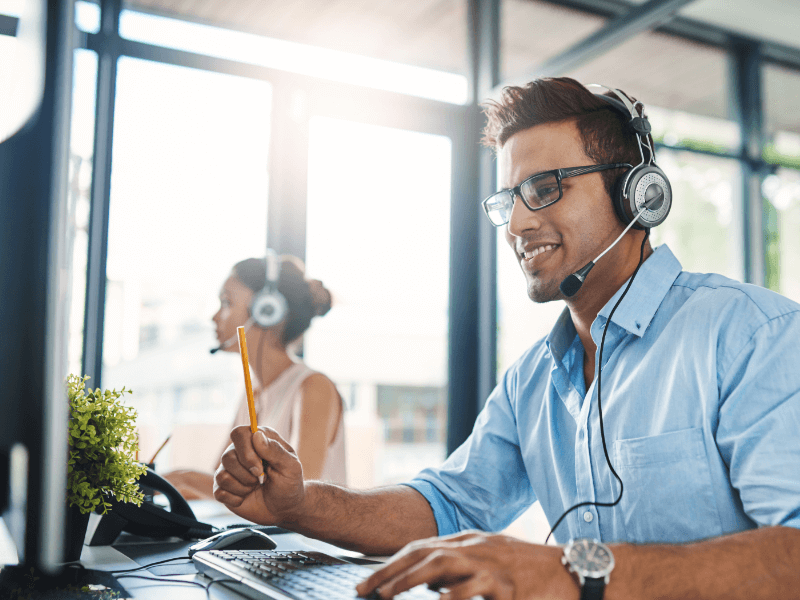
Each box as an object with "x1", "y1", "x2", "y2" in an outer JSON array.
[{"x1": 164, "y1": 255, "x2": 345, "y2": 499}]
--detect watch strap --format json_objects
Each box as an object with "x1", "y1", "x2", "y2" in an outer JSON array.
[{"x1": 580, "y1": 576, "x2": 606, "y2": 600}]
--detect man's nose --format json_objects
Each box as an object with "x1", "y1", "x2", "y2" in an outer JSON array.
[{"x1": 506, "y1": 194, "x2": 542, "y2": 238}]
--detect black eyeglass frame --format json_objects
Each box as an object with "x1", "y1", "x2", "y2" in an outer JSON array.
[{"x1": 482, "y1": 163, "x2": 631, "y2": 226}]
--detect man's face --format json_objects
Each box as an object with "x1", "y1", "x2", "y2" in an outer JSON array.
[{"x1": 500, "y1": 119, "x2": 624, "y2": 303}]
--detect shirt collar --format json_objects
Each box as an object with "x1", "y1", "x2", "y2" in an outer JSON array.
[
  {"x1": 596, "y1": 243, "x2": 682, "y2": 337},
  {"x1": 546, "y1": 244, "x2": 682, "y2": 359}
]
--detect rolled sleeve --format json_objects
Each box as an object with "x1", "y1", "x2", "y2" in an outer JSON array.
[
  {"x1": 403, "y1": 369, "x2": 537, "y2": 536},
  {"x1": 717, "y1": 311, "x2": 800, "y2": 530}
]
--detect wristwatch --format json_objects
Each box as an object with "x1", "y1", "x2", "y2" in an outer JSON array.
[{"x1": 561, "y1": 538, "x2": 615, "y2": 600}]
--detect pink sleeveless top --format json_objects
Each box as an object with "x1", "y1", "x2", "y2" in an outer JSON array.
[{"x1": 233, "y1": 362, "x2": 346, "y2": 485}]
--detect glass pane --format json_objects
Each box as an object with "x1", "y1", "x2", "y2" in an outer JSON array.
[
  {"x1": 566, "y1": 32, "x2": 736, "y2": 152},
  {"x1": 75, "y1": 0, "x2": 100, "y2": 34},
  {"x1": 305, "y1": 118, "x2": 451, "y2": 488},
  {"x1": 764, "y1": 168, "x2": 800, "y2": 302},
  {"x1": 764, "y1": 64, "x2": 800, "y2": 168},
  {"x1": 650, "y1": 148, "x2": 744, "y2": 282},
  {"x1": 501, "y1": 0, "x2": 606, "y2": 84},
  {"x1": 119, "y1": 5, "x2": 467, "y2": 104},
  {"x1": 124, "y1": 0, "x2": 467, "y2": 76},
  {"x1": 102, "y1": 58, "x2": 271, "y2": 472},
  {"x1": 66, "y1": 48, "x2": 98, "y2": 378}
]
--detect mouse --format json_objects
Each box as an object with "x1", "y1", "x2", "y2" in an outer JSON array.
[{"x1": 188, "y1": 528, "x2": 278, "y2": 557}]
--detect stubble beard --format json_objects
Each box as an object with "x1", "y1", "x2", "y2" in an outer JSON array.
[{"x1": 525, "y1": 270, "x2": 564, "y2": 303}]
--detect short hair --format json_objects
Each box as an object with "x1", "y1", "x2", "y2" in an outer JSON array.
[
  {"x1": 481, "y1": 77, "x2": 648, "y2": 196},
  {"x1": 233, "y1": 256, "x2": 332, "y2": 346}
]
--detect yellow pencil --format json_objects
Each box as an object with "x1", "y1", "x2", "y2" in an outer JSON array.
[{"x1": 237, "y1": 326, "x2": 264, "y2": 482}]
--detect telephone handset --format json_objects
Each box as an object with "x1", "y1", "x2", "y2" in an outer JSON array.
[{"x1": 87, "y1": 467, "x2": 218, "y2": 546}]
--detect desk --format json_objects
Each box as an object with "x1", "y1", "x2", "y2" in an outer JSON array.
[{"x1": 2, "y1": 501, "x2": 376, "y2": 600}]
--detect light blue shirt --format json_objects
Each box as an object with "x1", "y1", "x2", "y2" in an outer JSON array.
[{"x1": 406, "y1": 244, "x2": 800, "y2": 544}]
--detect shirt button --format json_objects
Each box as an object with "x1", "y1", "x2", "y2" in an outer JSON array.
[{"x1": 583, "y1": 511, "x2": 594, "y2": 523}]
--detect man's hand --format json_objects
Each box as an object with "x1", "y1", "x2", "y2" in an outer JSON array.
[
  {"x1": 355, "y1": 531, "x2": 579, "y2": 600},
  {"x1": 213, "y1": 426, "x2": 306, "y2": 526}
]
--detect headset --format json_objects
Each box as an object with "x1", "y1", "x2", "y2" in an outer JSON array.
[
  {"x1": 588, "y1": 84, "x2": 672, "y2": 230},
  {"x1": 560, "y1": 85, "x2": 672, "y2": 298},
  {"x1": 210, "y1": 250, "x2": 288, "y2": 354},
  {"x1": 549, "y1": 84, "x2": 669, "y2": 543},
  {"x1": 250, "y1": 249, "x2": 288, "y2": 329}
]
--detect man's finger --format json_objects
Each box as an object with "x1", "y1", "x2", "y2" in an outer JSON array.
[
  {"x1": 229, "y1": 425, "x2": 268, "y2": 483},
  {"x1": 252, "y1": 429, "x2": 301, "y2": 478},
  {"x1": 359, "y1": 549, "x2": 474, "y2": 599},
  {"x1": 217, "y1": 443, "x2": 259, "y2": 488},
  {"x1": 258, "y1": 426, "x2": 296, "y2": 454},
  {"x1": 214, "y1": 461, "x2": 258, "y2": 497},
  {"x1": 356, "y1": 546, "x2": 437, "y2": 597},
  {"x1": 440, "y1": 570, "x2": 513, "y2": 600}
]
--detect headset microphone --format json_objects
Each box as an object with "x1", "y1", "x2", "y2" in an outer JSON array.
[
  {"x1": 559, "y1": 193, "x2": 661, "y2": 298},
  {"x1": 210, "y1": 318, "x2": 254, "y2": 354}
]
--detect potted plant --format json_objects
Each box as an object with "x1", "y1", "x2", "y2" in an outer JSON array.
[{"x1": 65, "y1": 375, "x2": 147, "y2": 562}]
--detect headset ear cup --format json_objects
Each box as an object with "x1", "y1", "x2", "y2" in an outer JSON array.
[
  {"x1": 611, "y1": 173, "x2": 631, "y2": 226},
  {"x1": 627, "y1": 165, "x2": 672, "y2": 230},
  {"x1": 250, "y1": 289, "x2": 288, "y2": 329}
]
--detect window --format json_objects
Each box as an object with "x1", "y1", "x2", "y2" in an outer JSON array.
[
  {"x1": 123, "y1": 0, "x2": 468, "y2": 79},
  {"x1": 304, "y1": 117, "x2": 451, "y2": 488},
  {"x1": 501, "y1": 0, "x2": 605, "y2": 84},
  {"x1": 650, "y1": 149, "x2": 743, "y2": 281},
  {"x1": 101, "y1": 57, "x2": 271, "y2": 471},
  {"x1": 763, "y1": 169, "x2": 800, "y2": 303},
  {"x1": 66, "y1": 49, "x2": 98, "y2": 377},
  {"x1": 118, "y1": 6, "x2": 467, "y2": 104}
]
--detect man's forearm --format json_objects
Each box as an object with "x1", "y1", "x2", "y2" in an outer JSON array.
[
  {"x1": 609, "y1": 526, "x2": 800, "y2": 599},
  {"x1": 280, "y1": 482, "x2": 439, "y2": 556}
]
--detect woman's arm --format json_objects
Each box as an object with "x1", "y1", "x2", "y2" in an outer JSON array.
[
  {"x1": 162, "y1": 469, "x2": 215, "y2": 500},
  {"x1": 292, "y1": 373, "x2": 342, "y2": 480}
]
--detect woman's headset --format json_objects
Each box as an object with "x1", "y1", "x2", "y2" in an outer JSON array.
[
  {"x1": 588, "y1": 84, "x2": 672, "y2": 230},
  {"x1": 250, "y1": 249, "x2": 288, "y2": 328}
]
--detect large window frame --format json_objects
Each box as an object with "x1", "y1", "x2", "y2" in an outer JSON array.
[{"x1": 72, "y1": 0, "x2": 800, "y2": 455}]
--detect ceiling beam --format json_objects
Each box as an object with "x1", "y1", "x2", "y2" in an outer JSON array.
[
  {"x1": 540, "y1": 0, "x2": 800, "y2": 71},
  {"x1": 496, "y1": 0, "x2": 696, "y2": 92},
  {"x1": 0, "y1": 14, "x2": 19, "y2": 37}
]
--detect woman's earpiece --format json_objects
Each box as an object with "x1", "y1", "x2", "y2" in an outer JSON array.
[{"x1": 250, "y1": 250, "x2": 287, "y2": 328}]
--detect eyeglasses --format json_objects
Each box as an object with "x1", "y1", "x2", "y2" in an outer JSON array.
[{"x1": 481, "y1": 163, "x2": 630, "y2": 226}]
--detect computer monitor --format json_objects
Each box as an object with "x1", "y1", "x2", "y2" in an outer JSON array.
[{"x1": 0, "y1": 0, "x2": 75, "y2": 574}]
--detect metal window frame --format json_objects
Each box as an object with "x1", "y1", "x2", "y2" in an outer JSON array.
[{"x1": 74, "y1": 0, "x2": 799, "y2": 455}]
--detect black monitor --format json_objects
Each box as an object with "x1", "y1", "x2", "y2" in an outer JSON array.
[{"x1": 0, "y1": 0, "x2": 75, "y2": 574}]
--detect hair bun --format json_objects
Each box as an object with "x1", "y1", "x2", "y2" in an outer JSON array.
[{"x1": 308, "y1": 279, "x2": 332, "y2": 317}]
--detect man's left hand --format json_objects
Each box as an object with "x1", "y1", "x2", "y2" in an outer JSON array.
[{"x1": 355, "y1": 531, "x2": 579, "y2": 600}]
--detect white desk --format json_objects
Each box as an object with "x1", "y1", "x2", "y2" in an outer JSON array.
[{"x1": 2, "y1": 501, "x2": 373, "y2": 599}]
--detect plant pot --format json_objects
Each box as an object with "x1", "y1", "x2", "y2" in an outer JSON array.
[{"x1": 64, "y1": 504, "x2": 91, "y2": 562}]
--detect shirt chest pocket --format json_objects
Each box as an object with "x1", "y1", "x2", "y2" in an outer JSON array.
[{"x1": 614, "y1": 427, "x2": 722, "y2": 544}]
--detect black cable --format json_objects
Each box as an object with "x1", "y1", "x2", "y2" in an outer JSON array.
[
  {"x1": 114, "y1": 574, "x2": 208, "y2": 589},
  {"x1": 545, "y1": 230, "x2": 650, "y2": 545},
  {"x1": 106, "y1": 556, "x2": 192, "y2": 574}
]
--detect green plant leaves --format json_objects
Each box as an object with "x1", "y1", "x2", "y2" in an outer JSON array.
[{"x1": 66, "y1": 374, "x2": 147, "y2": 515}]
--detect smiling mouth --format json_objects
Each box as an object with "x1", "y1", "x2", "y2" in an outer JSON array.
[{"x1": 522, "y1": 244, "x2": 559, "y2": 260}]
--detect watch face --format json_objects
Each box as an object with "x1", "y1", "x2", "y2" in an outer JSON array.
[{"x1": 565, "y1": 539, "x2": 614, "y2": 578}]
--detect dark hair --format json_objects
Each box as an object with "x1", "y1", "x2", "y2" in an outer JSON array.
[
  {"x1": 481, "y1": 77, "x2": 649, "y2": 196},
  {"x1": 232, "y1": 256, "x2": 332, "y2": 346}
]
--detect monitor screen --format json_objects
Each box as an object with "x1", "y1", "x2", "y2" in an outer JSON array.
[{"x1": 0, "y1": 0, "x2": 73, "y2": 574}]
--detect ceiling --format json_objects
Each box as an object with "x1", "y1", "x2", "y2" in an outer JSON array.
[{"x1": 120, "y1": 0, "x2": 800, "y2": 133}]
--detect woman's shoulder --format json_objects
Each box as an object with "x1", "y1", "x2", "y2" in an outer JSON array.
[{"x1": 299, "y1": 370, "x2": 339, "y2": 397}]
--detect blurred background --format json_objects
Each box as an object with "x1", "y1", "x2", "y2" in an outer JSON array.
[{"x1": 6, "y1": 0, "x2": 798, "y2": 542}]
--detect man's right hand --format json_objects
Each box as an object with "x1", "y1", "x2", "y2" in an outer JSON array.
[{"x1": 213, "y1": 425, "x2": 307, "y2": 526}]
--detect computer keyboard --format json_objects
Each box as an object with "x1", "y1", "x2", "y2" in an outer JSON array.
[{"x1": 192, "y1": 549, "x2": 441, "y2": 600}]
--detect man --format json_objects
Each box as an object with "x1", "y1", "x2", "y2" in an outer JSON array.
[{"x1": 213, "y1": 78, "x2": 800, "y2": 599}]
